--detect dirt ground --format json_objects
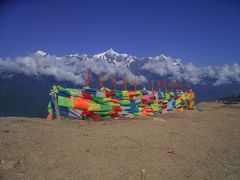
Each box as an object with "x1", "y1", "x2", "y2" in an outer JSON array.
[{"x1": 0, "y1": 102, "x2": 240, "y2": 180}]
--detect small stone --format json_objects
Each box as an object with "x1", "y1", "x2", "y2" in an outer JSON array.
[
  {"x1": 85, "y1": 149, "x2": 90, "y2": 152},
  {"x1": 167, "y1": 149, "x2": 175, "y2": 154},
  {"x1": 140, "y1": 169, "x2": 146, "y2": 176},
  {"x1": 3, "y1": 130, "x2": 9, "y2": 133}
]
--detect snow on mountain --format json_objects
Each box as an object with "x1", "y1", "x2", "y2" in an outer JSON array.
[
  {"x1": 35, "y1": 50, "x2": 47, "y2": 56},
  {"x1": 148, "y1": 54, "x2": 182, "y2": 66},
  {"x1": 56, "y1": 49, "x2": 181, "y2": 68},
  {"x1": 94, "y1": 48, "x2": 120, "y2": 59},
  {"x1": 149, "y1": 54, "x2": 168, "y2": 61},
  {"x1": 33, "y1": 49, "x2": 138, "y2": 67},
  {"x1": 93, "y1": 48, "x2": 135, "y2": 67}
]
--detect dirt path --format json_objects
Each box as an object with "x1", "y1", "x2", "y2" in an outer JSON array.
[{"x1": 0, "y1": 102, "x2": 240, "y2": 179}]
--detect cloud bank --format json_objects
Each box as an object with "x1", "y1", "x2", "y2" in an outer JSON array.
[
  {"x1": 0, "y1": 52, "x2": 239, "y2": 86},
  {"x1": 0, "y1": 54, "x2": 147, "y2": 85},
  {"x1": 142, "y1": 56, "x2": 240, "y2": 86}
]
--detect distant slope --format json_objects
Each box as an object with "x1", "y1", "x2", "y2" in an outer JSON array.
[
  {"x1": 0, "y1": 75, "x2": 57, "y2": 117},
  {"x1": 217, "y1": 94, "x2": 240, "y2": 103}
]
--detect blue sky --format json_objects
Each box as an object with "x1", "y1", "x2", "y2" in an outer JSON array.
[{"x1": 0, "y1": 0, "x2": 240, "y2": 66}]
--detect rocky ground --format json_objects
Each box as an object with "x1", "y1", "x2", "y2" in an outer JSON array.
[{"x1": 0, "y1": 102, "x2": 240, "y2": 179}]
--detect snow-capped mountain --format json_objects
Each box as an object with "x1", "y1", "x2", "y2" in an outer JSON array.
[
  {"x1": 60, "y1": 49, "x2": 183, "y2": 68},
  {"x1": 92, "y1": 48, "x2": 136, "y2": 67},
  {"x1": 35, "y1": 50, "x2": 48, "y2": 56},
  {"x1": 148, "y1": 54, "x2": 182, "y2": 66},
  {"x1": 32, "y1": 49, "x2": 181, "y2": 68},
  {"x1": 32, "y1": 49, "x2": 137, "y2": 67},
  {"x1": 93, "y1": 48, "x2": 121, "y2": 59}
]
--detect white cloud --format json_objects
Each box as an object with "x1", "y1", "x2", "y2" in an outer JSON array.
[
  {"x1": 211, "y1": 63, "x2": 240, "y2": 86},
  {"x1": 0, "y1": 53, "x2": 239, "y2": 86},
  {"x1": 0, "y1": 54, "x2": 147, "y2": 85},
  {"x1": 142, "y1": 56, "x2": 240, "y2": 86}
]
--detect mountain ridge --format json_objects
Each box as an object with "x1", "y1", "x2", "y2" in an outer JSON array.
[{"x1": 32, "y1": 49, "x2": 176, "y2": 67}]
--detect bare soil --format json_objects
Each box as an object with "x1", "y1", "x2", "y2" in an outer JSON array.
[{"x1": 0, "y1": 102, "x2": 240, "y2": 179}]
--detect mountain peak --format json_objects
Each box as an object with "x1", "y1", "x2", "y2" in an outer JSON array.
[
  {"x1": 153, "y1": 54, "x2": 168, "y2": 60},
  {"x1": 35, "y1": 50, "x2": 47, "y2": 56},
  {"x1": 94, "y1": 49, "x2": 121, "y2": 60},
  {"x1": 105, "y1": 48, "x2": 119, "y2": 55}
]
